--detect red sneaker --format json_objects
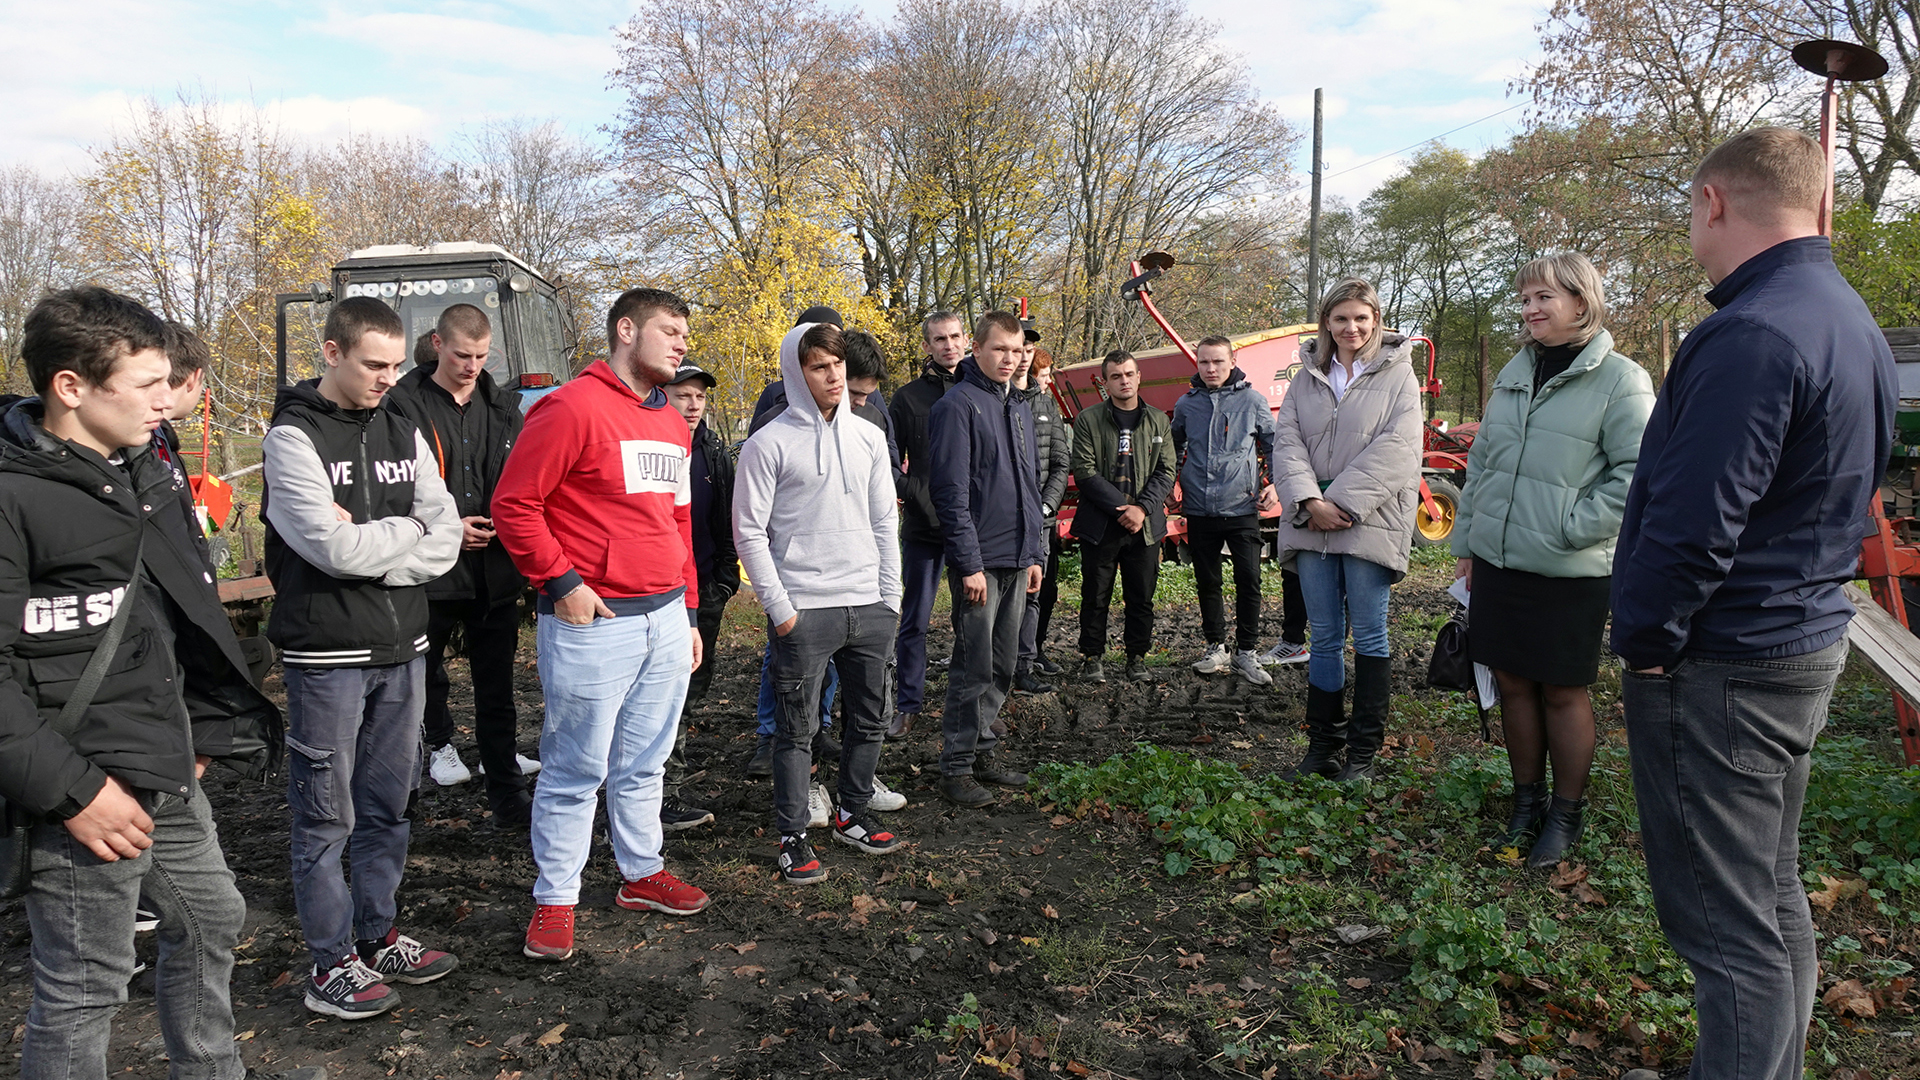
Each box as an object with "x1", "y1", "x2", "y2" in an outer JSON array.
[
  {"x1": 616, "y1": 869, "x2": 710, "y2": 915},
  {"x1": 523, "y1": 904, "x2": 575, "y2": 961}
]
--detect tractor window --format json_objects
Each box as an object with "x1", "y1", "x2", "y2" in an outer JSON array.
[
  {"x1": 341, "y1": 277, "x2": 505, "y2": 377},
  {"x1": 523, "y1": 290, "x2": 571, "y2": 376}
]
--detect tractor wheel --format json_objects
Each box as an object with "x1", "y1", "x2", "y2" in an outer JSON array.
[{"x1": 1413, "y1": 477, "x2": 1462, "y2": 547}]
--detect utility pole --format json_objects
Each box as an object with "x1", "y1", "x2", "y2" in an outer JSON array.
[{"x1": 1307, "y1": 87, "x2": 1323, "y2": 316}]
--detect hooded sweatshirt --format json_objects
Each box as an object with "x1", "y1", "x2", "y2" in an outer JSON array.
[{"x1": 733, "y1": 324, "x2": 903, "y2": 628}]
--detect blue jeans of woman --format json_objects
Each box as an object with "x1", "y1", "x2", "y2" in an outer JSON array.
[{"x1": 1291, "y1": 551, "x2": 1393, "y2": 693}]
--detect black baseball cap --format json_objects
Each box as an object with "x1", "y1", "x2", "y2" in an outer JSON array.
[
  {"x1": 667, "y1": 362, "x2": 717, "y2": 388},
  {"x1": 794, "y1": 305, "x2": 844, "y2": 328},
  {"x1": 1021, "y1": 318, "x2": 1042, "y2": 344}
]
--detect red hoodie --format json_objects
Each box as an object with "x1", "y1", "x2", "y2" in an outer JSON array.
[{"x1": 493, "y1": 361, "x2": 698, "y2": 619}]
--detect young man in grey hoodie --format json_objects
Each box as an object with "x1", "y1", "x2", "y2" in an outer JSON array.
[{"x1": 734, "y1": 321, "x2": 907, "y2": 885}]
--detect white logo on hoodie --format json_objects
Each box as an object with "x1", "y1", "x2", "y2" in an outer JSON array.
[{"x1": 619, "y1": 439, "x2": 691, "y2": 504}]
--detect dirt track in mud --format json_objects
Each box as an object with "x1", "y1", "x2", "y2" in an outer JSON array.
[{"x1": 2, "y1": 570, "x2": 1494, "y2": 1080}]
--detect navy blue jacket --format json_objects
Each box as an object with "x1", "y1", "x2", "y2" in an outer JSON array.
[
  {"x1": 1611, "y1": 237, "x2": 1896, "y2": 670},
  {"x1": 928, "y1": 357, "x2": 1046, "y2": 574}
]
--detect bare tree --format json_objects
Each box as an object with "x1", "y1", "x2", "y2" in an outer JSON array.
[
  {"x1": 306, "y1": 134, "x2": 488, "y2": 254},
  {"x1": 0, "y1": 168, "x2": 84, "y2": 389}
]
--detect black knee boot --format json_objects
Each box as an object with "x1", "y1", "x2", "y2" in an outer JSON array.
[
  {"x1": 1526, "y1": 795, "x2": 1587, "y2": 869},
  {"x1": 1285, "y1": 685, "x2": 1346, "y2": 780},
  {"x1": 1499, "y1": 781, "x2": 1548, "y2": 848},
  {"x1": 1337, "y1": 655, "x2": 1393, "y2": 781}
]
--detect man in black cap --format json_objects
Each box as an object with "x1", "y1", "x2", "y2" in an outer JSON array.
[{"x1": 660, "y1": 361, "x2": 735, "y2": 830}]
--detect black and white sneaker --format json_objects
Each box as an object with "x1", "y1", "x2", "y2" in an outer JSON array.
[
  {"x1": 133, "y1": 906, "x2": 160, "y2": 933},
  {"x1": 660, "y1": 796, "x2": 715, "y2": 831},
  {"x1": 777, "y1": 834, "x2": 828, "y2": 885},
  {"x1": 832, "y1": 809, "x2": 906, "y2": 855},
  {"x1": 304, "y1": 955, "x2": 398, "y2": 1020}
]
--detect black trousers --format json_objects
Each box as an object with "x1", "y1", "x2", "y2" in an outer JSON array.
[
  {"x1": 1078, "y1": 527, "x2": 1159, "y2": 660},
  {"x1": 667, "y1": 592, "x2": 729, "y2": 797},
  {"x1": 1187, "y1": 514, "x2": 1264, "y2": 651},
  {"x1": 1279, "y1": 567, "x2": 1307, "y2": 645},
  {"x1": 1019, "y1": 530, "x2": 1063, "y2": 670},
  {"x1": 423, "y1": 596, "x2": 527, "y2": 805}
]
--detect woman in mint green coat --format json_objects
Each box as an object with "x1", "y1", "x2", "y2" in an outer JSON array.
[{"x1": 1451, "y1": 252, "x2": 1654, "y2": 870}]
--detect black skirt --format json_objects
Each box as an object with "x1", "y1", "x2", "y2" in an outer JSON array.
[{"x1": 1466, "y1": 557, "x2": 1611, "y2": 687}]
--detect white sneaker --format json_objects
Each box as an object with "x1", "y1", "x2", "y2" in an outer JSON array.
[
  {"x1": 808, "y1": 783, "x2": 832, "y2": 828},
  {"x1": 476, "y1": 754, "x2": 542, "y2": 777},
  {"x1": 428, "y1": 744, "x2": 471, "y2": 787},
  {"x1": 870, "y1": 776, "x2": 907, "y2": 812},
  {"x1": 1192, "y1": 643, "x2": 1231, "y2": 674},
  {"x1": 1258, "y1": 639, "x2": 1310, "y2": 667},
  {"x1": 1232, "y1": 650, "x2": 1274, "y2": 686}
]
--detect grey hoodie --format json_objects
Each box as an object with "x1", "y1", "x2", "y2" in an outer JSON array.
[{"x1": 733, "y1": 323, "x2": 903, "y2": 627}]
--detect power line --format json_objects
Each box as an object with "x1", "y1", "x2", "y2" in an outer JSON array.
[{"x1": 1287, "y1": 101, "x2": 1529, "y2": 193}]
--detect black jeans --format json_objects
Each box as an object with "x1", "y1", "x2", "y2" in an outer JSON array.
[
  {"x1": 667, "y1": 591, "x2": 730, "y2": 797},
  {"x1": 943, "y1": 567, "x2": 1027, "y2": 775},
  {"x1": 1186, "y1": 514, "x2": 1264, "y2": 651},
  {"x1": 423, "y1": 597, "x2": 526, "y2": 804},
  {"x1": 1019, "y1": 530, "x2": 1063, "y2": 670},
  {"x1": 1078, "y1": 527, "x2": 1159, "y2": 660},
  {"x1": 1278, "y1": 567, "x2": 1307, "y2": 645},
  {"x1": 1623, "y1": 638, "x2": 1847, "y2": 1080},
  {"x1": 770, "y1": 603, "x2": 897, "y2": 836}
]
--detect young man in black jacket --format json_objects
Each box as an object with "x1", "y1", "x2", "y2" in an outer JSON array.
[
  {"x1": 661, "y1": 361, "x2": 735, "y2": 829},
  {"x1": 383, "y1": 304, "x2": 538, "y2": 826},
  {"x1": 0, "y1": 287, "x2": 282, "y2": 1080},
  {"x1": 885, "y1": 311, "x2": 967, "y2": 740},
  {"x1": 263, "y1": 297, "x2": 463, "y2": 1020}
]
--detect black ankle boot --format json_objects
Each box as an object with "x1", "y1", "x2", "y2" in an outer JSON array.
[
  {"x1": 1337, "y1": 655, "x2": 1392, "y2": 781},
  {"x1": 1499, "y1": 781, "x2": 1548, "y2": 848},
  {"x1": 1285, "y1": 685, "x2": 1346, "y2": 779},
  {"x1": 1526, "y1": 795, "x2": 1587, "y2": 869}
]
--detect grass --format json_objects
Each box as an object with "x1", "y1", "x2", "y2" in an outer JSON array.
[{"x1": 1031, "y1": 664, "x2": 1920, "y2": 1075}]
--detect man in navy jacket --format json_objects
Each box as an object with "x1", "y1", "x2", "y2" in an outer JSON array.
[
  {"x1": 927, "y1": 312, "x2": 1044, "y2": 807},
  {"x1": 1612, "y1": 127, "x2": 1895, "y2": 1080}
]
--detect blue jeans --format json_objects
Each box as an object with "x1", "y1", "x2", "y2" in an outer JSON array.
[
  {"x1": 531, "y1": 606, "x2": 692, "y2": 905},
  {"x1": 755, "y1": 641, "x2": 836, "y2": 737},
  {"x1": 893, "y1": 538, "x2": 947, "y2": 715},
  {"x1": 25, "y1": 781, "x2": 245, "y2": 1080},
  {"x1": 1292, "y1": 551, "x2": 1394, "y2": 693},
  {"x1": 284, "y1": 660, "x2": 424, "y2": 971},
  {"x1": 1623, "y1": 639, "x2": 1846, "y2": 1080}
]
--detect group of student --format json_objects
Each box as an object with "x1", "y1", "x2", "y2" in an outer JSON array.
[{"x1": 0, "y1": 124, "x2": 1897, "y2": 1080}]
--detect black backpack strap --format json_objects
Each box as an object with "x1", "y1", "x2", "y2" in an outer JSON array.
[{"x1": 49, "y1": 531, "x2": 146, "y2": 740}]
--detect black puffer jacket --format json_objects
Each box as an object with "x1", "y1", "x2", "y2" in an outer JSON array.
[
  {"x1": 889, "y1": 361, "x2": 964, "y2": 546},
  {"x1": 691, "y1": 419, "x2": 739, "y2": 604},
  {"x1": 0, "y1": 401, "x2": 282, "y2": 820},
  {"x1": 1014, "y1": 381, "x2": 1072, "y2": 524}
]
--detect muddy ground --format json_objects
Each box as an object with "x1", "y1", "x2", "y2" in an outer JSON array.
[{"x1": 0, "y1": 562, "x2": 1902, "y2": 1079}]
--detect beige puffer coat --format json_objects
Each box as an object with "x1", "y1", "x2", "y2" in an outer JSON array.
[{"x1": 1271, "y1": 333, "x2": 1423, "y2": 578}]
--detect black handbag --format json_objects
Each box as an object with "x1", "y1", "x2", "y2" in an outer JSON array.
[
  {"x1": 1426, "y1": 608, "x2": 1474, "y2": 693},
  {"x1": 0, "y1": 537, "x2": 146, "y2": 900}
]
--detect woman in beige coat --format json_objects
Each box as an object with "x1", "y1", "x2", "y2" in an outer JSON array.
[{"x1": 1272, "y1": 278, "x2": 1423, "y2": 781}]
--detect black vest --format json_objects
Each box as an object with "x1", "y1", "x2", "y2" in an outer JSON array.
[{"x1": 263, "y1": 381, "x2": 431, "y2": 667}]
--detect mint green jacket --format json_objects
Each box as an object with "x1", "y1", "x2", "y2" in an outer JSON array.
[{"x1": 1451, "y1": 330, "x2": 1655, "y2": 578}]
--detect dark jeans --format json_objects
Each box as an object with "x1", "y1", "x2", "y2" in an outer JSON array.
[
  {"x1": 667, "y1": 592, "x2": 729, "y2": 797},
  {"x1": 943, "y1": 566, "x2": 1026, "y2": 776},
  {"x1": 285, "y1": 660, "x2": 425, "y2": 971},
  {"x1": 423, "y1": 596, "x2": 526, "y2": 805},
  {"x1": 1018, "y1": 530, "x2": 1064, "y2": 671},
  {"x1": 1278, "y1": 567, "x2": 1306, "y2": 645},
  {"x1": 1187, "y1": 514, "x2": 1263, "y2": 651},
  {"x1": 1623, "y1": 638, "x2": 1847, "y2": 1080},
  {"x1": 24, "y1": 781, "x2": 244, "y2": 1080},
  {"x1": 893, "y1": 538, "x2": 946, "y2": 715},
  {"x1": 1078, "y1": 527, "x2": 1160, "y2": 660},
  {"x1": 770, "y1": 603, "x2": 897, "y2": 836}
]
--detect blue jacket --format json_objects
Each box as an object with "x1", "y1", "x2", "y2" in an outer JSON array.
[
  {"x1": 1171, "y1": 368, "x2": 1275, "y2": 518},
  {"x1": 929, "y1": 357, "x2": 1045, "y2": 574},
  {"x1": 1611, "y1": 237, "x2": 1896, "y2": 670}
]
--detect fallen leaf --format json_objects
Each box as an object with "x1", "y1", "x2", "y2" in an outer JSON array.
[
  {"x1": 234, "y1": 1030, "x2": 255, "y2": 1042},
  {"x1": 733, "y1": 965, "x2": 767, "y2": 977},
  {"x1": 1824, "y1": 979, "x2": 1878, "y2": 1018},
  {"x1": 1065, "y1": 1061, "x2": 1091, "y2": 1076},
  {"x1": 1175, "y1": 953, "x2": 1205, "y2": 969},
  {"x1": 899, "y1": 901, "x2": 918, "y2": 915},
  {"x1": 1050, "y1": 815, "x2": 1073, "y2": 827},
  {"x1": 502, "y1": 1033, "x2": 528, "y2": 1049},
  {"x1": 808, "y1": 911, "x2": 838, "y2": 921},
  {"x1": 1874, "y1": 976, "x2": 1913, "y2": 1011},
  {"x1": 1334, "y1": 924, "x2": 1386, "y2": 945},
  {"x1": 1229, "y1": 739, "x2": 1253, "y2": 749},
  {"x1": 270, "y1": 970, "x2": 291, "y2": 990},
  {"x1": 1628, "y1": 974, "x2": 1652, "y2": 993},
  {"x1": 1346, "y1": 977, "x2": 1372, "y2": 990},
  {"x1": 1571, "y1": 880, "x2": 1608, "y2": 906},
  {"x1": 1809, "y1": 874, "x2": 1868, "y2": 912},
  {"x1": 1548, "y1": 863, "x2": 1588, "y2": 889},
  {"x1": 729, "y1": 941, "x2": 758, "y2": 955},
  {"x1": 1493, "y1": 1029, "x2": 1523, "y2": 1046},
  {"x1": 757, "y1": 1034, "x2": 786, "y2": 1049},
  {"x1": 452, "y1": 899, "x2": 472, "y2": 923},
  {"x1": 1566, "y1": 1029, "x2": 1603, "y2": 1050},
  {"x1": 494, "y1": 1071, "x2": 522, "y2": 1080},
  {"x1": 1042, "y1": 904, "x2": 1059, "y2": 919},
  {"x1": 849, "y1": 1020, "x2": 880, "y2": 1034},
  {"x1": 534, "y1": 1023, "x2": 567, "y2": 1047},
  {"x1": 1474, "y1": 1049, "x2": 1499, "y2": 1080}
]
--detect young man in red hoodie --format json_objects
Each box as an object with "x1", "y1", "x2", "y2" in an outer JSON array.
[{"x1": 493, "y1": 288, "x2": 711, "y2": 961}]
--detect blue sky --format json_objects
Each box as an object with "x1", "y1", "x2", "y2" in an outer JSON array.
[{"x1": 1, "y1": 0, "x2": 1546, "y2": 204}]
